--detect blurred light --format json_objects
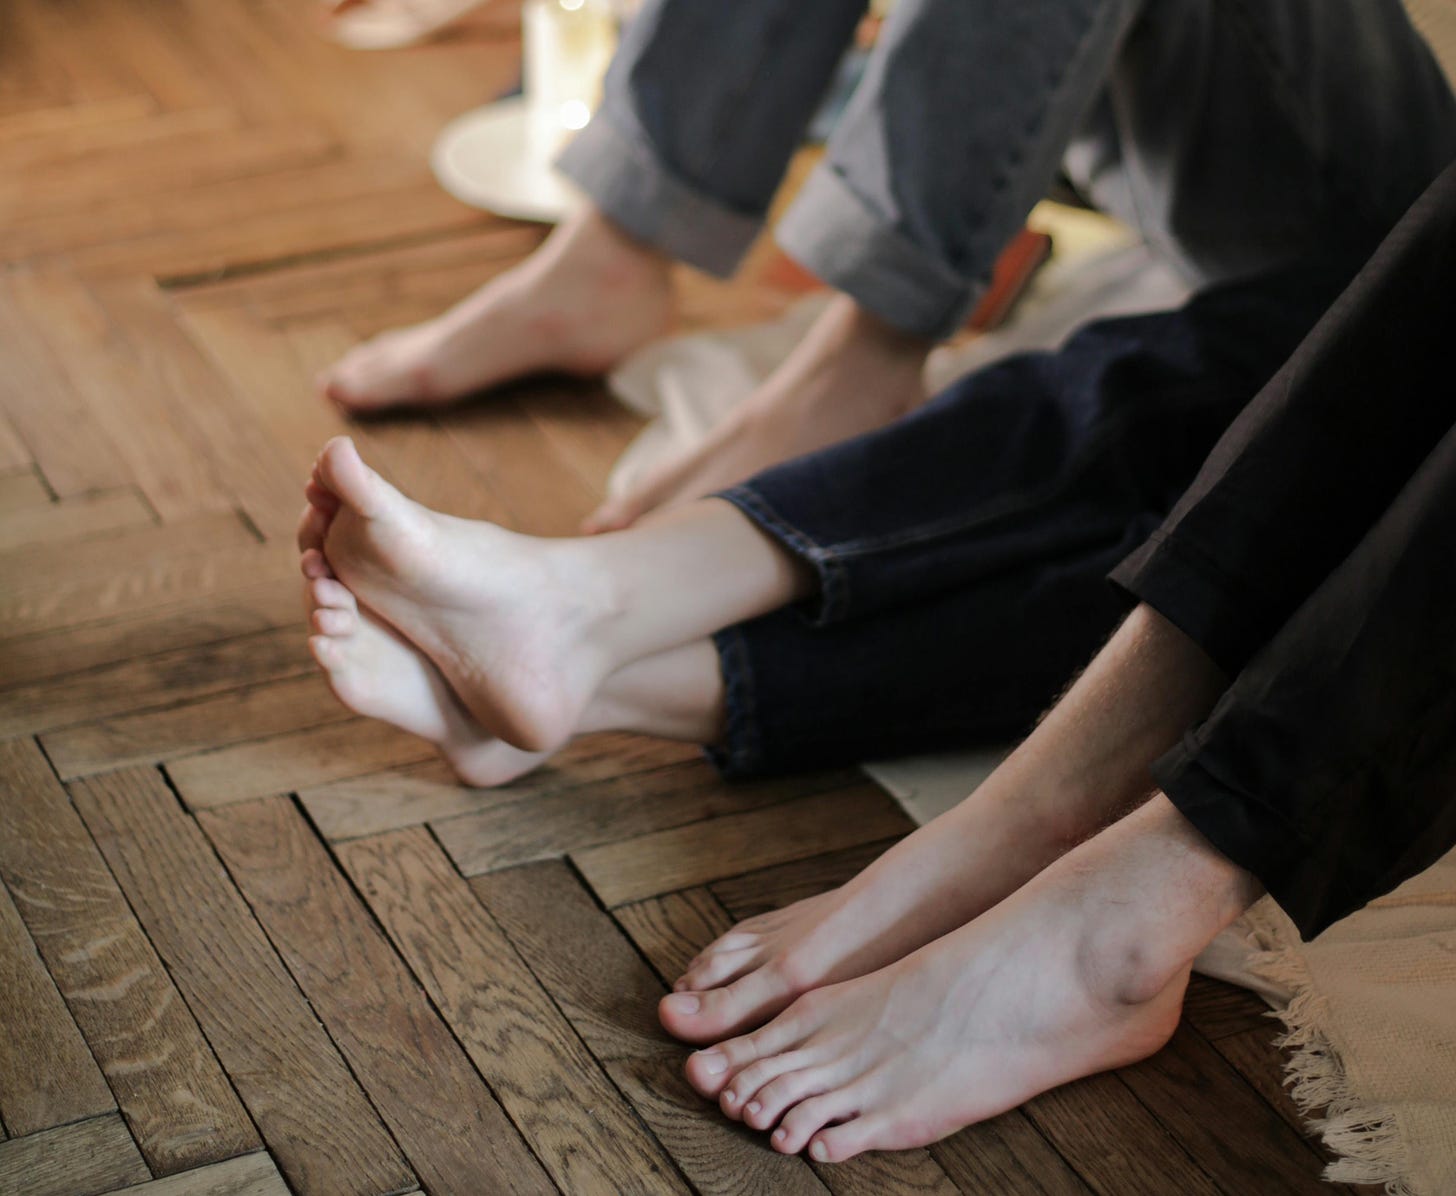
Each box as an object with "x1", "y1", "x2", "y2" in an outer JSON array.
[
  {"x1": 559, "y1": 100, "x2": 591, "y2": 129},
  {"x1": 560, "y1": 0, "x2": 586, "y2": 10}
]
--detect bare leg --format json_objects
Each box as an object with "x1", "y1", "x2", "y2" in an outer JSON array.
[
  {"x1": 318, "y1": 207, "x2": 674, "y2": 412},
  {"x1": 660, "y1": 603, "x2": 1228, "y2": 1044},
  {"x1": 692, "y1": 794, "x2": 1260, "y2": 1162},
  {"x1": 583, "y1": 294, "x2": 931, "y2": 533},
  {"x1": 298, "y1": 436, "x2": 807, "y2": 750}
]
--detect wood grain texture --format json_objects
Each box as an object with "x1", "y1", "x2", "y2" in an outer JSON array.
[
  {"x1": 336, "y1": 827, "x2": 688, "y2": 1195},
  {"x1": 436, "y1": 760, "x2": 862, "y2": 877},
  {"x1": 95, "y1": 1151, "x2": 290, "y2": 1196},
  {"x1": 0, "y1": 1113, "x2": 149, "y2": 1196},
  {"x1": 0, "y1": 738, "x2": 257, "y2": 1174},
  {"x1": 710, "y1": 839, "x2": 900, "y2": 921},
  {"x1": 72, "y1": 767, "x2": 414, "y2": 1196},
  {"x1": 575, "y1": 783, "x2": 914, "y2": 907},
  {"x1": 0, "y1": 875, "x2": 114, "y2": 1136},
  {"x1": 300, "y1": 732, "x2": 703, "y2": 842},
  {"x1": 0, "y1": 488, "x2": 155, "y2": 554},
  {"x1": 199, "y1": 796, "x2": 553, "y2": 1196},
  {"x1": 1181, "y1": 973, "x2": 1277, "y2": 1041},
  {"x1": 169, "y1": 718, "x2": 435, "y2": 808},
  {"x1": 45, "y1": 673, "x2": 352, "y2": 780},
  {"x1": 473, "y1": 861, "x2": 831, "y2": 1196}
]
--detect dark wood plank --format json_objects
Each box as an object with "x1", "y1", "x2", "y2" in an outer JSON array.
[
  {"x1": 336, "y1": 826, "x2": 688, "y2": 1195},
  {"x1": 710, "y1": 839, "x2": 901, "y2": 921},
  {"x1": 45, "y1": 673, "x2": 352, "y2": 780},
  {"x1": 198, "y1": 795, "x2": 553, "y2": 1196},
  {"x1": 1118, "y1": 1022, "x2": 1334, "y2": 1195},
  {"x1": 0, "y1": 737, "x2": 258, "y2": 1174},
  {"x1": 95, "y1": 1151, "x2": 290, "y2": 1196},
  {"x1": 435, "y1": 760, "x2": 861, "y2": 877},
  {"x1": 72, "y1": 767, "x2": 415, "y2": 1196},
  {"x1": 615, "y1": 888, "x2": 959, "y2": 1196},
  {"x1": 0, "y1": 1113, "x2": 149, "y2": 1196},
  {"x1": 1182, "y1": 972, "x2": 1277, "y2": 1041},
  {"x1": 299, "y1": 732, "x2": 703, "y2": 842},
  {"x1": 930, "y1": 1117, "x2": 1092, "y2": 1196},
  {"x1": 169, "y1": 718, "x2": 436, "y2": 808},
  {"x1": 0, "y1": 625, "x2": 312, "y2": 739},
  {"x1": 472, "y1": 860, "x2": 830, "y2": 1196},
  {"x1": 0, "y1": 876, "x2": 114, "y2": 1136},
  {"x1": 575, "y1": 783, "x2": 914, "y2": 907}
]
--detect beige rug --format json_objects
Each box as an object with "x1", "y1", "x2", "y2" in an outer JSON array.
[{"x1": 606, "y1": 224, "x2": 1456, "y2": 1192}]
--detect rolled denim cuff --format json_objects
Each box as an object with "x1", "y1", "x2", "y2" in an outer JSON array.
[
  {"x1": 555, "y1": 108, "x2": 763, "y2": 278},
  {"x1": 713, "y1": 484, "x2": 852, "y2": 626},
  {"x1": 704, "y1": 624, "x2": 768, "y2": 778},
  {"x1": 776, "y1": 163, "x2": 981, "y2": 340}
]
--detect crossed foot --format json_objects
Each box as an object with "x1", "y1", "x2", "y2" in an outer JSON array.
[{"x1": 296, "y1": 438, "x2": 1211, "y2": 1165}]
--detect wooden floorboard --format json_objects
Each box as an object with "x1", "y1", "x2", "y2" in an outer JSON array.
[{"x1": 0, "y1": 3, "x2": 1347, "y2": 1192}]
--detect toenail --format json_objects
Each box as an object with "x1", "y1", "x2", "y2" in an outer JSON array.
[
  {"x1": 668, "y1": 994, "x2": 700, "y2": 1015},
  {"x1": 746, "y1": 1101, "x2": 761, "y2": 1116},
  {"x1": 694, "y1": 1050, "x2": 725, "y2": 1075},
  {"x1": 723, "y1": 1090, "x2": 736, "y2": 1105},
  {"x1": 773, "y1": 1128, "x2": 787, "y2": 1143},
  {"x1": 810, "y1": 1141, "x2": 828, "y2": 1162}
]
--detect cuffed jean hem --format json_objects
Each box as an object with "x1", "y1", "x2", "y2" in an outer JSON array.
[
  {"x1": 776, "y1": 164, "x2": 982, "y2": 340},
  {"x1": 1152, "y1": 743, "x2": 1374, "y2": 942},
  {"x1": 704, "y1": 624, "x2": 767, "y2": 779},
  {"x1": 554, "y1": 109, "x2": 763, "y2": 278},
  {"x1": 714, "y1": 484, "x2": 853, "y2": 626}
]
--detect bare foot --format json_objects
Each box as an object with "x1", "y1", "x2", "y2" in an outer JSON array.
[
  {"x1": 582, "y1": 295, "x2": 929, "y2": 533},
  {"x1": 305, "y1": 436, "x2": 615, "y2": 751},
  {"x1": 319, "y1": 208, "x2": 673, "y2": 412},
  {"x1": 681, "y1": 796, "x2": 1256, "y2": 1162},
  {"x1": 303, "y1": 568, "x2": 549, "y2": 787}
]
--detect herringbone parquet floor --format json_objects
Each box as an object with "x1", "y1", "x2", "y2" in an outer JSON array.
[{"x1": 0, "y1": 3, "x2": 1364, "y2": 1193}]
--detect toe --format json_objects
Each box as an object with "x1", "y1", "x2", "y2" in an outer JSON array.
[
  {"x1": 309, "y1": 577, "x2": 357, "y2": 612},
  {"x1": 741, "y1": 1063, "x2": 839, "y2": 1131},
  {"x1": 660, "y1": 965, "x2": 800, "y2": 1045},
  {"x1": 308, "y1": 634, "x2": 341, "y2": 670},
  {"x1": 807, "y1": 1113, "x2": 899, "y2": 1163},
  {"x1": 300, "y1": 548, "x2": 334, "y2": 581},
  {"x1": 317, "y1": 436, "x2": 388, "y2": 518},
  {"x1": 679, "y1": 1006, "x2": 813, "y2": 1097},
  {"x1": 311, "y1": 607, "x2": 356, "y2": 637},
  {"x1": 674, "y1": 945, "x2": 759, "y2": 994},
  {"x1": 774, "y1": 1088, "x2": 863, "y2": 1157},
  {"x1": 579, "y1": 498, "x2": 637, "y2": 536},
  {"x1": 305, "y1": 479, "x2": 341, "y2": 516},
  {"x1": 297, "y1": 503, "x2": 331, "y2": 555},
  {"x1": 720, "y1": 1050, "x2": 813, "y2": 1124}
]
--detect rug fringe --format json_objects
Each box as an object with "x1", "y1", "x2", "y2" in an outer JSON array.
[{"x1": 1245, "y1": 925, "x2": 1416, "y2": 1195}]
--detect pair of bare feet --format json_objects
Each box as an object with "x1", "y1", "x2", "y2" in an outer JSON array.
[
  {"x1": 317, "y1": 208, "x2": 930, "y2": 533},
  {"x1": 297, "y1": 436, "x2": 1256, "y2": 1163}
]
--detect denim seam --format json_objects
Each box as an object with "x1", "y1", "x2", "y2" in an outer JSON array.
[
  {"x1": 709, "y1": 624, "x2": 766, "y2": 776},
  {"x1": 717, "y1": 484, "x2": 851, "y2": 625}
]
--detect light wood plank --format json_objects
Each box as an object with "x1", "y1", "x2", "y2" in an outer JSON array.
[
  {"x1": 472, "y1": 861, "x2": 829, "y2": 1196},
  {"x1": 0, "y1": 877, "x2": 114, "y2": 1136},
  {"x1": 73, "y1": 768, "x2": 415, "y2": 1196},
  {"x1": 97, "y1": 1151, "x2": 288, "y2": 1196},
  {"x1": 435, "y1": 761, "x2": 862, "y2": 877},
  {"x1": 0, "y1": 415, "x2": 30, "y2": 473},
  {"x1": 300, "y1": 732, "x2": 703, "y2": 842},
  {"x1": 0, "y1": 575, "x2": 299, "y2": 690},
  {"x1": 170, "y1": 718, "x2": 436, "y2": 808},
  {"x1": 0, "y1": 739, "x2": 258, "y2": 1174},
  {"x1": 0, "y1": 467, "x2": 49, "y2": 513},
  {"x1": 336, "y1": 827, "x2": 687, "y2": 1194},
  {"x1": 0, "y1": 488, "x2": 155, "y2": 554},
  {"x1": 45, "y1": 673, "x2": 352, "y2": 780},
  {"x1": 0, "y1": 1113, "x2": 149, "y2": 1196},
  {"x1": 198, "y1": 796, "x2": 553, "y2": 1195},
  {"x1": 0, "y1": 625, "x2": 312, "y2": 738},
  {"x1": 576, "y1": 784, "x2": 914, "y2": 907}
]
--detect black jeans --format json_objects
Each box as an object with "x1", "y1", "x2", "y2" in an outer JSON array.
[
  {"x1": 712, "y1": 262, "x2": 1355, "y2": 776},
  {"x1": 1115, "y1": 160, "x2": 1456, "y2": 939}
]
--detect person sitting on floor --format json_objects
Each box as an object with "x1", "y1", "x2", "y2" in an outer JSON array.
[
  {"x1": 296, "y1": 158, "x2": 1456, "y2": 1160},
  {"x1": 318, "y1": 0, "x2": 1455, "y2": 533}
]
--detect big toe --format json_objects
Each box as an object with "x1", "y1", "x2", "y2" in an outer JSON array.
[
  {"x1": 316, "y1": 436, "x2": 395, "y2": 520},
  {"x1": 658, "y1": 968, "x2": 793, "y2": 1046}
]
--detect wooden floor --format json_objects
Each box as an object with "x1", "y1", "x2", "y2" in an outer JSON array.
[{"x1": 0, "y1": 4, "x2": 1360, "y2": 1194}]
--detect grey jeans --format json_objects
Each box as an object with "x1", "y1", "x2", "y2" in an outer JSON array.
[{"x1": 557, "y1": 0, "x2": 1456, "y2": 339}]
